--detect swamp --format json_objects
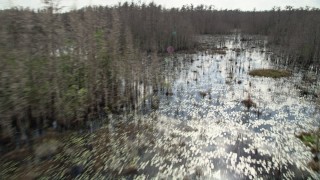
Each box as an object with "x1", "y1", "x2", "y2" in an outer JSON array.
[{"x1": 1, "y1": 1, "x2": 320, "y2": 180}]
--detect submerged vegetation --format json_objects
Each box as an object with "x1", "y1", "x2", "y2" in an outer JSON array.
[{"x1": 249, "y1": 69, "x2": 291, "y2": 78}]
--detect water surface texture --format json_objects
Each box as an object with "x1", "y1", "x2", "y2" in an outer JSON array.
[
  {"x1": 136, "y1": 35, "x2": 319, "y2": 179},
  {"x1": 2, "y1": 35, "x2": 319, "y2": 180}
]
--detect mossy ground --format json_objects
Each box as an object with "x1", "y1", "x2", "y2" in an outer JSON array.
[
  {"x1": 296, "y1": 131, "x2": 320, "y2": 172},
  {"x1": 296, "y1": 131, "x2": 319, "y2": 151},
  {"x1": 249, "y1": 69, "x2": 291, "y2": 78}
]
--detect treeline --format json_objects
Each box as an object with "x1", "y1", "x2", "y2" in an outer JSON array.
[
  {"x1": 266, "y1": 7, "x2": 320, "y2": 67},
  {"x1": 1, "y1": 2, "x2": 320, "y2": 144},
  {"x1": 0, "y1": 2, "x2": 190, "y2": 142},
  {"x1": 178, "y1": 5, "x2": 320, "y2": 67},
  {"x1": 121, "y1": 3, "x2": 320, "y2": 66}
]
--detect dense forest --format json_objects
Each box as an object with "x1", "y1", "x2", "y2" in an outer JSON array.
[{"x1": 1, "y1": 1, "x2": 320, "y2": 145}]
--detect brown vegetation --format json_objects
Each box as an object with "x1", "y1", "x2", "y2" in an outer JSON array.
[
  {"x1": 249, "y1": 69, "x2": 291, "y2": 78},
  {"x1": 296, "y1": 130, "x2": 320, "y2": 172},
  {"x1": 241, "y1": 96, "x2": 257, "y2": 109},
  {"x1": 308, "y1": 160, "x2": 320, "y2": 172},
  {"x1": 0, "y1": 1, "x2": 320, "y2": 147}
]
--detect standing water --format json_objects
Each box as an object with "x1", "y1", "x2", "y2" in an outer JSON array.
[
  {"x1": 135, "y1": 35, "x2": 320, "y2": 179},
  {"x1": 1, "y1": 35, "x2": 319, "y2": 179}
]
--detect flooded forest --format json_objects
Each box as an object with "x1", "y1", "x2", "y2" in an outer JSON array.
[{"x1": 1, "y1": 1, "x2": 320, "y2": 179}]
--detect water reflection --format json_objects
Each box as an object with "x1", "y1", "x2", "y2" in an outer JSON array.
[
  {"x1": 138, "y1": 35, "x2": 319, "y2": 179},
  {"x1": 1, "y1": 35, "x2": 319, "y2": 179}
]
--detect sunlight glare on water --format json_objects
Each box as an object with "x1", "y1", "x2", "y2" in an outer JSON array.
[{"x1": 136, "y1": 35, "x2": 319, "y2": 179}]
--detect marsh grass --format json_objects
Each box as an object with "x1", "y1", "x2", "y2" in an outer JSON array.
[
  {"x1": 212, "y1": 49, "x2": 227, "y2": 55},
  {"x1": 249, "y1": 69, "x2": 291, "y2": 78},
  {"x1": 302, "y1": 134, "x2": 317, "y2": 145},
  {"x1": 296, "y1": 131, "x2": 319, "y2": 151},
  {"x1": 296, "y1": 130, "x2": 320, "y2": 172}
]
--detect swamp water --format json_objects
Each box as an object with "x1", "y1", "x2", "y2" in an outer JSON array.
[
  {"x1": 135, "y1": 35, "x2": 320, "y2": 179},
  {"x1": 1, "y1": 35, "x2": 319, "y2": 179}
]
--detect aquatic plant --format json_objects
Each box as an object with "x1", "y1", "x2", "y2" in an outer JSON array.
[
  {"x1": 241, "y1": 96, "x2": 257, "y2": 109},
  {"x1": 249, "y1": 69, "x2": 291, "y2": 78},
  {"x1": 1, "y1": 35, "x2": 319, "y2": 179}
]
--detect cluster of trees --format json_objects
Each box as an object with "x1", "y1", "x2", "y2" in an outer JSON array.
[
  {"x1": 0, "y1": 2, "x2": 191, "y2": 142},
  {"x1": 266, "y1": 7, "x2": 320, "y2": 67},
  {"x1": 1, "y1": 1, "x2": 320, "y2": 143},
  {"x1": 179, "y1": 5, "x2": 320, "y2": 67}
]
